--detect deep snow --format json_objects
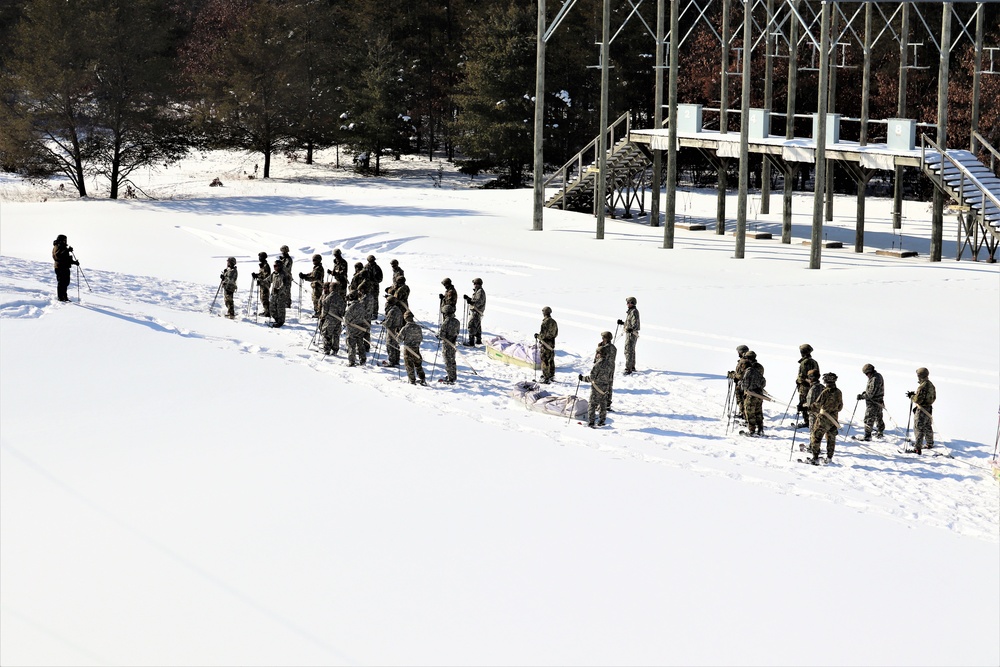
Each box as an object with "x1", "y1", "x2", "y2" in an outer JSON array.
[{"x1": 1, "y1": 150, "x2": 998, "y2": 666}]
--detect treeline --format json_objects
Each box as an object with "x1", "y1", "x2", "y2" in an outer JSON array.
[{"x1": 0, "y1": 0, "x2": 996, "y2": 198}]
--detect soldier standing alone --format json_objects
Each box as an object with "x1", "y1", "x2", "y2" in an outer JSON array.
[
  {"x1": 52, "y1": 234, "x2": 78, "y2": 302},
  {"x1": 621, "y1": 296, "x2": 640, "y2": 375},
  {"x1": 535, "y1": 306, "x2": 558, "y2": 384},
  {"x1": 463, "y1": 278, "x2": 486, "y2": 346}
]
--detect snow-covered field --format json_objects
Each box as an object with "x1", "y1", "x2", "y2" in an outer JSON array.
[{"x1": 1, "y1": 151, "x2": 998, "y2": 666}]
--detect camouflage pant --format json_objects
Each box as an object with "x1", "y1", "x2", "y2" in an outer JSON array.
[
  {"x1": 863, "y1": 402, "x2": 885, "y2": 436},
  {"x1": 587, "y1": 382, "x2": 609, "y2": 424},
  {"x1": 624, "y1": 333, "x2": 638, "y2": 372},
  {"x1": 797, "y1": 386, "x2": 809, "y2": 422},
  {"x1": 311, "y1": 285, "x2": 322, "y2": 317},
  {"x1": 404, "y1": 347, "x2": 425, "y2": 383},
  {"x1": 468, "y1": 311, "x2": 482, "y2": 343},
  {"x1": 366, "y1": 291, "x2": 378, "y2": 320},
  {"x1": 258, "y1": 283, "x2": 270, "y2": 314},
  {"x1": 270, "y1": 301, "x2": 286, "y2": 327},
  {"x1": 443, "y1": 340, "x2": 457, "y2": 381},
  {"x1": 386, "y1": 330, "x2": 401, "y2": 366},
  {"x1": 743, "y1": 395, "x2": 763, "y2": 432},
  {"x1": 914, "y1": 407, "x2": 934, "y2": 450},
  {"x1": 734, "y1": 385, "x2": 747, "y2": 420},
  {"x1": 540, "y1": 339, "x2": 555, "y2": 381},
  {"x1": 224, "y1": 287, "x2": 236, "y2": 317},
  {"x1": 321, "y1": 317, "x2": 342, "y2": 354},
  {"x1": 347, "y1": 331, "x2": 366, "y2": 365},
  {"x1": 810, "y1": 421, "x2": 837, "y2": 459}
]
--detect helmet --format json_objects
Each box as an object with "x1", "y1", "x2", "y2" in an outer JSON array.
[
  {"x1": 386, "y1": 296, "x2": 397, "y2": 306},
  {"x1": 916, "y1": 367, "x2": 929, "y2": 379},
  {"x1": 404, "y1": 311, "x2": 414, "y2": 320},
  {"x1": 542, "y1": 306, "x2": 552, "y2": 316},
  {"x1": 274, "y1": 259, "x2": 283, "y2": 268},
  {"x1": 346, "y1": 291, "x2": 359, "y2": 301},
  {"x1": 473, "y1": 278, "x2": 483, "y2": 285},
  {"x1": 367, "y1": 255, "x2": 375, "y2": 262},
  {"x1": 227, "y1": 257, "x2": 236, "y2": 265},
  {"x1": 736, "y1": 345, "x2": 749, "y2": 355},
  {"x1": 626, "y1": 296, "x2": 637, "y2": 306},
  {"x1": 807, "y1": 368, "x2": 819, "y2": 378},
  {"x1": 862, "y1": 363, "x2": 874, "y2": 374},
  {"x1": 745, "y1": 350, "x2": 757, "y2": 360},
  {"x1": 396, "y1": 275, "x2": 406, "y2": 284},
  {"x1": 441, "y1": 277, "x2": 451, "y2": 285},
  {"x1": 354, "y1": 262, "x2": 363, "y2": 270},
  {"x1": 56, "y1": 234, "x2": 67, "y2": 243},
  {"x1": 443, "y1": 305, "x2": 456, "y2": 316},
  {"x1": 312, "y1": 254, "x2": 321, "y2": 263},
  {"x1": 800, "y1": 344, "x2": 813, "y2": 355},
  {"x1": 601, "y1": 331, "x2": 612, "y2": 340},
  {"x1": 822, "y1": 372, "x2": 838, "y2": 384},
  {"x1": 280, "y1": 245, "x2": 289, "y2": 253},
  {"x1": 258, "y1": 251, "x2": 268, "y2": 259},
  {"x1": 390, "y1": 259, "x2": 398, "y2": 266},
  {"x1": 334, "y1": 248, "x2": 342, "y2": 256}
]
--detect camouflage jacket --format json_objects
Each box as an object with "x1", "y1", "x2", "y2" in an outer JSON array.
[
  {"x1": 913, "y1": 379, "x2": 936, "y2": 409},
  {"x1": 222, "y1": 266, "x2": 238, "y2": 292},
  {"x1": 349, "y1": 268, "x2": 368, "y2": 294},
  {"x1": 268, "y1": 271, "x2": 285, "y2": 299},
  {"x1": 344, "y1": 299, "x2": 369, "y2": 335},
  {"x1": 256, "y1": 260, "x2": 271, "y2": 283},
  {"x1": 539, "y1": 315, "x2": 558, "y2": 342},
  {"x1": 584, "y1": 355, "x2": 613, "y2": 388},
  {"x1": 302, "y1": 263, "x2": 324, "y2": 287},
  {"x1": 383, "y1": 305, "x2": 404, "y2": 335},
  {"x1": 625, "y1": 307, "x2": 640, "y2": 334},
  {"x1": 804, "y1": 382, "x2": 823, "y2": 409},
  {"x1": 811, "y1": 385, "x2": 844, "y2": 426},
  {"x1": 367, "y1": 261, "x2": 383, "y2": 285},
  {"x1": 469, "y1": 287, "x2": 486, "y2": 315},
  {"x1": 331, "y1": 255, "x2": 348, "y2": 277},
  {"x1": 321, "y1": 290, "x2": 346, "y2": 322},
  {"x1": 796, "y1": 355, "x2": 819, "y2": 386},
  {"x1": 400, "y1": 322, "x2": 423, "y2": 352},
  {"x1": 734, "y1": 355, "x2": 750, "y2": 381},
  {"x1": 280, "y1": 254, "x2": 293, "y2": 278},
  {"x1": 441, "y1": 285, "x2": 457, "y2": 310},
  {"x1": 741, "y1": 362, "x2": 766, "y2": 394},
  {"x1": 861, "y1": 372, "x2": 884, "y2": 403},
  {"x1": 439, "y1": 316, "x2": 460, "y2": 344},
  {"x1": 597, "y1": 342, "x2": 618, "y2": 369},
  {"x1": 393, "y1": 283, "x2": 410, "y2": 307}
]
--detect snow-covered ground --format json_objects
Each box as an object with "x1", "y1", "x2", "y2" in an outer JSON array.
[{"x1": 1, "y1": 151, "x2": 998, "y2": 666}]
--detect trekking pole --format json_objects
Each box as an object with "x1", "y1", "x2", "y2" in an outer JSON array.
[
  {"x1": 723, "y1": 377, "x2": 733, "y2": 418},
  {"x1": 430, "y1": 338, "x2": 442, "y2": 380},
  {"x1": 70, "y1": 252, "x2": 92, "y2": 291},
  {"x1": 245, "y1": 276, "x2": 256, "y2": 319},
  {"x1": 298, "y1": 281, "x2": 303, "y2": 320},
  {"x1": 209, "y1": 279, "x2": 224, "y2": 313},
  {"x1": 307, "y1": 317, "x2": 321, "y2": 351},
  {"x1": 567, "y1": 375, "x2": 582, "y2": 425},
  {"x1": 612, "y1": 321, "x2": 621, "y2": 345},
  {"x1": 789, "y1": 422, "x2": 799, "y2": 461},
  {"x1": 779, "y1": 388, "x2": 797, "y2": 426},
  {"x1": 903, "y1": 399, "x2": 913, "y2": 451},
  {"x1": 76, "y1": 265, "x2": 81, "y2": 302},
  {"x1": 842, "y1": 398, "x2": 860, "y2": 438},
  {"x1": 370, "y1": 326, "x2": 385, "y2": 366}
]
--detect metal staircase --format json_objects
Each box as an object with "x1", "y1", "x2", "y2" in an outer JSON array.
[
  {"x1": 920, "y1": 131, "x2": 1000, "y2": 262},
  {"x1": 543, "y1": 112, "x2": 653, "y2": 217}
]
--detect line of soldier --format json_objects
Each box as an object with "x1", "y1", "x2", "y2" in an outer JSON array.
[{"x1": 729, "y1": 344, "x2": 938, "y2": 462}]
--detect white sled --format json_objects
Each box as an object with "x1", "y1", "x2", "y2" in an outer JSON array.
[
  {"x1": 509, "y1": 380, "x2": 588, "y2": 420},
  {"x1": 486, "y1": 335, "x2": 541, "y2": 370}
]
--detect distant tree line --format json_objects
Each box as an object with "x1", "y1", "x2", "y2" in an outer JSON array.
[{"x1": 0, "y1": 0, "x2": 996, "y2": 197}]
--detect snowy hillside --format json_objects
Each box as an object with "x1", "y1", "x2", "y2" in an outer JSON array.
[{"x1": 1, "y1": 151, "x2": 998, "y2": 666}]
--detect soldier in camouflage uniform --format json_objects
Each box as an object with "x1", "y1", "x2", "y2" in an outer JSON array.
[
  {"x1": 808, "y1": 372, "x2": 843, "y2": 463},
  {"x1": 740, "y1": 350, "x2": 766, "y2": 435},
  {"x1": 598, "y1": 331, "x2": 618, "y2": 411},
  {"x1": 729, "y1": 345, "x2": 750, "y2": 422},
  {"x1": 319, "y1": 281, "x2": 346, "y2": 355},
  {"x1": 388, "y1": 259, "x2": 404, "y2": 292},
  {"x1": 298, "y1": 254, "x2": 325, "y2": 317},
  {"x1": 803, "y1": 369, "x2": 822, "y2": 429},
  {"x1": 365, "y1": 255, "x2": 383, "y2": 320},
  {"x1": 439, "y1": 278, "x2": 457, "y2": 323},
  {"x1": 328, "y1": 248, "x2": 348, "y2": 282},
  {"x1": 344, "y1": 291, "x2": 370, "y2": 366},
  {"x1": 907, "y1": 367, "x2": 936, "y2": 454},
  {"x1": 437, "y1": 304, "x2": 460, "y2": 384},
  {"x1": 536, "y1": 306, "x2": 558, "y2": 383},
  {"x1": 52, "y1": 234, "x2": 78, "y2": 302},
  {"x1": 795, "y1": 344, "x2": 820, "y2": 428},
  {"x1": 857, "y1": 363, "x2": 885, "y2": 441},
  {"x1": 252, "y1": 252, "x2": 271, "y2": 316},
  {"x1": 463, "y1": 278, "x2": 486, "y2": 346},
  {"x1": 622, "y1": 296, "x2": 640, "y2": 375},
  {"x1": 267, "y1": 259, "x2": 286, "y2": 327},
  {"x1": 580, "y1": 344, "x2": 613, "y2": 427},
  {"x1": 381, "y1": 296, "x2": 404, "y2": 367},
  {"x1": 391, "y1": 275, "x2": 410, "y2": 312},
  {"x1": 400, "y1": 311, "x2": 427, "y2": 385},
  {"x1": 221, "y1": 257, "x2": 238, "y2": 318},
  {"x1": 279, "y1": 245, "x2": 293, "y2": 308}
]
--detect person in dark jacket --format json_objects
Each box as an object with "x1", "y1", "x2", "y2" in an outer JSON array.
[{"x1": 52, "y1": 235, "x2": 78, "y2": 302}]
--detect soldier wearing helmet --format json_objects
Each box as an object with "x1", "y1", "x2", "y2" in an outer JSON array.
[
  {"x1": 740, "y1": 351, "x2": 767, "y2": 435},
  {"x1": 437, "y1": 303, "x2": 460, "y2": 384},
  {"x1": 220, "y1": 257, "x2": 239, "y2": 319},
  {"x1": 729, "y1": 345, "x2": 751, "y2": 422},
  {"x1": 278, "y1": 245, "x2": 293, "y2": 308},
  {"x1": 269, "y1": 259, "x2": 287, "y2": 327},
  {"x1": 807, "y1": 371, "x2": 843, "y2": 464},
  {"x1": 802, "y1": 368, "x2": 822, "y2": 429},
  {"x1": 463, "y1": 278, "x2": 487, "y2": 346},
  {"x1": 251, "y1": 251, "x2": 272, "y2": 316},
  {"x1": 328, "y1": 248, "x2": 348, "y2": 280},
  {"x1": 598, "y1": 330, "x2": 618, "y2": 413},
  {"x1": 52, "y1": 234, "x2": 79, "y2": 302},
  {"x1": 619, "y1": 296, "x2": 640, "y2": 375},
  {"x1": 906, "y1": 368, "x2": 936, "y2": 454},
  {"x1": 298, "y1": 254, "x2": 325, "y2": 317},
  {"x1": 438, "y1": 277, "x2": 457, "y2": 323},
  {"x1": 535, "y1": 306, "x2": 558, "y2": 383},
  {"x1": 857, "y1": 363, "x2": 885, "y2": 441},
  {"x1": 795, "y1": 344, "x2": 820, "y2": 429},
  {"x1": 365, "y1": 255, "x2": 383, "y2": 320}
]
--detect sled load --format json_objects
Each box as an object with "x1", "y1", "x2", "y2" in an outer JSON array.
[
  {"x1": 486, "y1": 335, "x2": 541, "y2": 370},
  {"x1": 509, "y1": 380, "x2": 588, "y2": 420}
]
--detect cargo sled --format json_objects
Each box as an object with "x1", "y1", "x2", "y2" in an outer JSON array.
[
  {"x1": 509, "y1": 380, "x2": 588, "y2": 420},
  {"x1": 486, "y1": 335, "x2": 541, "y2": 371}
]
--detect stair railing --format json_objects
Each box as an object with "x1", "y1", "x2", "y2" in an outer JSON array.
[
  {"x1": 921, "y1": 132, "x2": 1000, "y2": 248},
  {"x1": 543, "y1": 111, "x2": 631, "y2": 208},
  {"x1": 972, "y1": 130, "x2": 999, "y2": 177}
]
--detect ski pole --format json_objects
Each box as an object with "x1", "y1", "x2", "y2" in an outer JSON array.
[
  {"x1": 903, "y1": 398, "x2": 913, "y2": 451},
  {"x1": 842, "y1": 398, "x2": 860, "y2": 438},
  {"x1": 789, "y1": 421, "x2": 799, "y2": 461},
  {"x1": 298, "y1": 280, "x2": 303, "y2": 320},
  {"x1": 612, "y1": 321, "x2": 621, "y2": 345},
  {"x1": 780, "y1": 388, "x2": 797, "y2": 426},
  {"x1": 246, "y1": 276, "x2": 256, "y2": 318},
  {"x1": 567, "y1": 375, "x2": 582, "y2": 425},
  {"x1": 70, "y1": 252, "x2": 92, "y2": 291},
  {"x1": 76, "y1": 264, "x2": 81, "y2": 302},
  {"x1": 430, "y1": 338, "x2": 442, "y2": 380},
  {"x1": 370, "y1": 325, "x2": 385, "y2": 366},
  {"x1": 307, "y1": 317, "x2": 321, "y2": 352},
  {"x1": 723, "y1": 376, "x2": 733, "y2": 419},
  {"x1": 209, "y1": 279, "x2": 223, "y2": 313}
]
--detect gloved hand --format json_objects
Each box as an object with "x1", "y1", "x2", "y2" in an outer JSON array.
[
  {"x1": 251, "y1": 272, "x2": 258, "y2": 279},
  {"x1": 464, "y1": 295, "x2": 471, "y2": 302},
  {"x1": 578, "y1": 374, "x2": 584, "y2": 381},
  {"x1": 534, "y1": 333, "x2": 539, "y2": 340},
  {"x1": 299, "y1": 272, "x2": 306, "y2": 279},
  {"x1": 727, "y1": 370, "x2": 735, "y2": 379},
  {"x1": 912, "y1": 407, "x2": 918, "y2": 414},
  {"x1": 67, "y1": 246, "x2": 74, "y2": 252},
  {"x1": 617, "y1": 319, "x2": 624, "y2": 325},
  {"x1": 73, "y1": 260, "x2": 80, "y2": 266},
  {"x1": 857, "y1": 393, "x2": 864, "y2": 400},
  {"x1": 220, "y1": 273, "x2": 225, "y2": 280},
  {"x1": 438, "y1": 293, "x2": 444, "y2": 300},
  {"x1": 905, "y1": 391, "x2": 915, "y2": 398}
]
